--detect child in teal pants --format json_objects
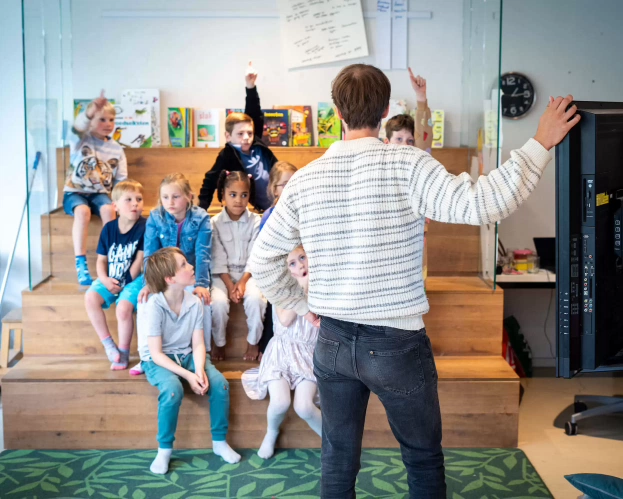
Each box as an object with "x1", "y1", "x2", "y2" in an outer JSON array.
[{"x1": 138, "y1": 247, "x2": 241, "y2": 474}]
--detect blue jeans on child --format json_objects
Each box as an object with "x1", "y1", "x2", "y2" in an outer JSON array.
[
  {"x1": 143, "y1": 353, "x2": 229, "y2": 449},
  {"x1": 87, "y1": 276, "x2": 144, "y2": 309},
  {"x1": 313, "y1": 316, "x2": 446, "y2": 499},
  {"x1": 63, "y1": 192, "x2": 112, "y2": 216}
]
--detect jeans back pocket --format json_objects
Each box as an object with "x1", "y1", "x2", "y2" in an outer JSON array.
[
  {"x1": 313, "y1": 335, "x2": 339, "y2": 379},
  {"x1": 369, "y1": 344, "x2": 425, "y2": 396}
]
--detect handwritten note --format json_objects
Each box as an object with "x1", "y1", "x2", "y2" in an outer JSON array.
[
  {"x1": 391, "y1": 0, "x2": 407, "y2": 69},
  {"x1": 277, "y1": 0, "x2": 369, "y2": 69},
  {"x1": 376, "y1": 0, "x2": 392, "y2": 69}
]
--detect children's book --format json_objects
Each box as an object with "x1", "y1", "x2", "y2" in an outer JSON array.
[
  {"x1": 379, "y1": 99, "x2": 408, "y2": 141},
  {"x1": 121, "y1": 89, "x2": 161, "y2": 146},
  {"x1": 195, "y1": 109, "x2": 221, "y2": 148},
  {"x1": 225, "y1": 108, "x2": 245, "y2": 117},
  {"x1": 261, "y1": 109, "x2": 290, "y2": 147},
  {"x1": 168, "y1": 108, "x2": 193, "y2": 148},
  {"x1": 73, "y1": 99, "x2": 116, "y2": 119},
  {"x1": 431, "y1": 110, "x2": 445, "y2": 148},
  {"x1": 317, "y1": 103, "x2": 342, "y2": 148},
  {"x1": 274, "y1": 105, "x2": 313, "y2": 146},
  {"x1": 114, "y1": 103, "x2": 153, "y2": 148}
]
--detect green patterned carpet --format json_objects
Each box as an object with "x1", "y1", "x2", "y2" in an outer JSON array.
[{"x1": 0, "y1": 448, "x2": 551, "y2": 498}]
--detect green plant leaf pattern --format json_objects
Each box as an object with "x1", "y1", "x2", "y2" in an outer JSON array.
[{"x1": 0, "y1": 448, "x2": 552, "y2": 498}]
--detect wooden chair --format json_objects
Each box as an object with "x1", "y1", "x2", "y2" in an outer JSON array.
[{"x1": 1, "y1": 309, "x2": 23, "y2": 369}]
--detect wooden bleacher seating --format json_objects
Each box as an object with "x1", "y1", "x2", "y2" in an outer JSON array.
[{"x1": 2, "y1": 146, "x2": 518, "y2": 450}]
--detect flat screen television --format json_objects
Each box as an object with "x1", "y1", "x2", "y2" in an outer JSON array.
[{"x1": 556, "y1": 101, "x2": 623, "y2": 378}]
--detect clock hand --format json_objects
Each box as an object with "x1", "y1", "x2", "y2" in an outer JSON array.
[{"x1": 512, "y1": 87, "x2": 520, "y2": 97}]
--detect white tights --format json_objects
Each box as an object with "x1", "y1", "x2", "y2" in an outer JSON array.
[{"x1": 257, "y1": 379, "x2": 321, "y2": 459}]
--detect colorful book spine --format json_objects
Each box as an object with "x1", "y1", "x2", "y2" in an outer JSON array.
[
  {"x1": 261, "y1": 109, "x2": 291, "y2": 147},
  {"x1": 195, "y1": 109, "x2": 221, "y2": 148},
  {"x1": 431, "y1": 110, "x2": 445, "y2": 148},
  {"x1": 274, "y1": 105, "x2": 313, "y2": 146},
  {"x1": 317, "y1": 102, "x2": 342, "y2": 148},
  {"x1": 168, "y1": 108, "x2": 193, "y2": 148}
]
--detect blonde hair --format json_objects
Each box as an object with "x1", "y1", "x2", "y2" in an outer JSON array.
[
  {"x1": 158, "y1": 173, "x2": 194, "y2": 211},
  {"x1": 225, "y1": 112, "x2": 254, "y2": 135},
  {"x1": 86, "y1": 100, "x2": 116, "y2": 118},
  {"x1": 145, "y1": 247, "x2": 185, "y2": 294},
  {"x1": 111, "y1": 179, "x2": 144, "y2": 203},
  {"x1": 268, "y1": 161, "x2": 297, "y2": 202}
]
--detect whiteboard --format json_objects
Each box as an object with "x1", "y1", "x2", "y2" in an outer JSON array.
[{"x1": 277, "y1": 0, "x2": 369, "y2": 69}]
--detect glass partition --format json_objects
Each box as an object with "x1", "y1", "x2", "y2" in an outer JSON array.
[
  {"x1": 22, "y1": 0, "x2": 73, "y2": 289},
  {"x1": 461, "y1": 0, "x2": 503, "y2": 287}
]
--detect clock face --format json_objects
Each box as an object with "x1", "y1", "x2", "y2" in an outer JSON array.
[{"x1": 500, "y1": 73, "x2": 535, "y2": 119}]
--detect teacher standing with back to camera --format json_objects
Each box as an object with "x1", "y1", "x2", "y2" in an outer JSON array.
[{"x1": 250, "y1": 63, "x2": 580, "y2": 498}]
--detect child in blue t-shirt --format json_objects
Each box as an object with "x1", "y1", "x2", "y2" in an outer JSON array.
[{"x1": 85, "y1": 180, "x2": 146, "y2": 370}]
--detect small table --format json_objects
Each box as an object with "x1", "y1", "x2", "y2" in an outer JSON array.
[{"x1": 496, "y1": 269, "x2": 556, "y2": 289}]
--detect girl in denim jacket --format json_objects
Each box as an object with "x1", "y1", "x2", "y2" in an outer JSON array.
[{"x1": 131, "y1": 173, "x2": 212, "y2": 376}]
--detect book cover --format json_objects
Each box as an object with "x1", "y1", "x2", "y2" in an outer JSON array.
[
  {"x1": 274, "y1": 105, "x2": 313, "y2": 146},
  {"x1": 195, "y1": 109, "x2": 221, "y2": 148},
  {"x1": 225, "y1": 108, "x2": 245, "y2": 117},
  {"x1": 317, "y1": 102, "x2": 342, "y2": 148},
  {"x1": 73, "y1": 99, "x2": 116, "y2": 119},
  {"x1": 262, "y1": 109, "x2": 290, "y2": 147},
  {"x1": 168, "y1": 108, "x2": 193, "y2": 148},
  {"x1": 113, "y1": 103, "x2": 153, "y2": 148},
  {"x1": 431, "y1": 110, "x2": 445, "y2": 148},
  {"x1": 121, "y1": 89, "x2": 161, "y2": 146},
  {"x1": 379, "y1": 99, "x2": 408, "y2": 141}
]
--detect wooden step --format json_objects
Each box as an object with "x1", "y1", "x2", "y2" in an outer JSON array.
[
  {"x1": 55, "y1": 146, "x2": 480, "y2": 274},
  {"x1": 22, "y1": 277, "x2": 503, "y2": 358},
  {"x1": 2, "y1": 355, "x2": 519, "y2": 450}
]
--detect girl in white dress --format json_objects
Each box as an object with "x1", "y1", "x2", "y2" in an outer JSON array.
[{"x1": 241, "y1": 245, "x2": 321, "y2": 459}]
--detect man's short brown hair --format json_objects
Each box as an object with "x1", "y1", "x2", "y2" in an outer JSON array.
[
  {"x1": 385, "y1": 114, "x2": 415, "y2": 140},
  {"x1": 331, "y1": 64, "x2": 391, "y2": 130},
  {"x1": 145, "y1": 247, "x2": 185, "y2": 294},
  {"x1": 111, "y1": 179, "x2": 144, "y2": 203},
  {"x1": 225, "y1": 112, "x2": 254, "y2": 135}
]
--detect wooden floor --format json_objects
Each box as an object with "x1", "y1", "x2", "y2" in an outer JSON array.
[{"x1": 2, "y1": 355, "x2": 519, "y2": 450}]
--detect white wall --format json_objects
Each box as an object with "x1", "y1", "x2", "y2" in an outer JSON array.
[
  {"x1": 70, "y1": 0, "x2": 466, "y2": 146},
  {"x1": 499, "y1": 0, "x2": 623, "y2": 367},
  {"x1": 0, "y1": 0, "x2": 28, "y2": 318}
]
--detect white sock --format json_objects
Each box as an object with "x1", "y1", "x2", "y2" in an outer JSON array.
[
  {"x1": 150, "y1": 448, "x2": 172, "y2": 474},
  {"x1": 213, "y1": 440, "x2": 241, "y2": 464},
  {"x1": 129, "y1": 361, "x2": 144, "y2": 376},
  {"x1": 258, "y1": 429, "x2": 280, "y2": 459}
]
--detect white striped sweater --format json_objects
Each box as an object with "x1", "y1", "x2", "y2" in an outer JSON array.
[{"x1": 249, "y1": 137, "x2": 551, "y2": 330}]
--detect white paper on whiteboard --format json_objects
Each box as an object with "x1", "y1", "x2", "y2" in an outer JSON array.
[
  {"x1": 391, "y1": 0, "x2": 407, "y2": 69},
  {"x1": 277, "y1": 0, "x2": 369, "y2": 69},
  {"x1": 375, "y1": 0, "x2": 392, "y2": 70}
]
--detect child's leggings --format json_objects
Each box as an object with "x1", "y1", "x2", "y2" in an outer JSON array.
[
  {"x1": 143, "y1": 353, "x2": 229, "y2": 449},
  {"x1": 211, "y1": 274, "x2": 267, "y2": 347}
]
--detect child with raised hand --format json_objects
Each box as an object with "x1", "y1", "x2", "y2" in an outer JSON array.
[
  {"x1": 384, "y1": 69, "x2": 433, "y2": 152},
  {"x1": 242, "y1": 245, "x2": 321, "y2": 459},
  {"x1": 84, "y1": 180, "x2": 146, "y2": 370},
  {"x1": 64, "y1": 91, "x2": 128, "y2": 286},
  {"x1": 138, "y1": 247, "x2": 240, "y2": 474},
  {"x1": 211, "y1": 171, "x2": 266, "y2": 362},
  {"x1": 198, "y1": 62, "x2": 278, "y2": 212},
  {"x1": 130, "y1": 173, "x2": 212, "y2": 376}
]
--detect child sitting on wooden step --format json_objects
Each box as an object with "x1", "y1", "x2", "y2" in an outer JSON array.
[
  {"x1": 131, "y1": 173, "x2": 212, "y2": 376},
  {"x1": 84, "y1": 180, "x2": 146, "y2": 370},
  {"x1": 64, "y1": 91, "x2": 127, "y2": 286},
  {"x1": 210, "y1": 170, "x2": 266, "y2": 362},
  {"x1": 242, "y1": 245, "x2": 321, "y2": 459},
  {"x1": 138, "y1": 247, "x2": 240, "y2": 474}
]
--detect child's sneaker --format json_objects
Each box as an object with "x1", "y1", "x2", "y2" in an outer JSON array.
[{"x1": 75, "y1": 256, "x2": 93, "y2": 286}]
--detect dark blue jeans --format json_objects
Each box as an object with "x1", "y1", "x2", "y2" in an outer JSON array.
[{"x1": 313, "y1": 316, "x2": 446, "y2": 499}]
